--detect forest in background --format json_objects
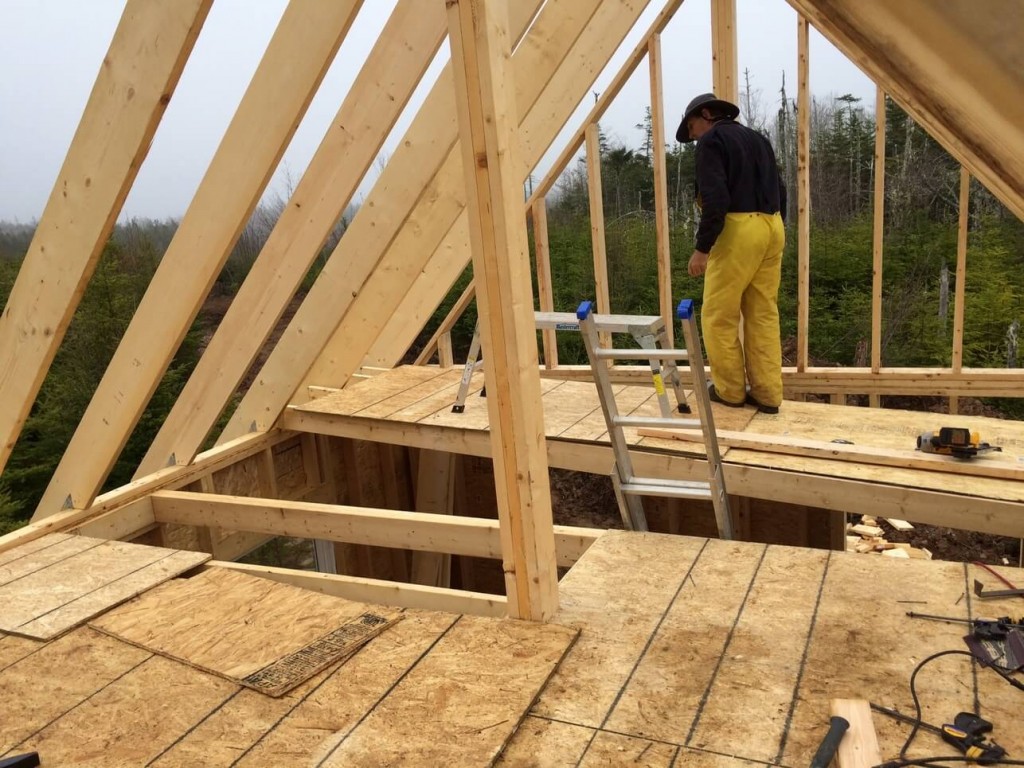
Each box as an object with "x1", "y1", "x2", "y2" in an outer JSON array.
[{"x1": 0, "y1": 89, "x2": 1022, "y2": 533}]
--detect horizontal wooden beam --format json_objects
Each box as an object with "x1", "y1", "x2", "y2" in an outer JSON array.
[
  {"x1": 0, "y1": 430, "x2": 292, "y2": 555},
  {"x1": 536, "y1": 365, "x2": 1024, "y2": 397},
  {"x1": 72, "y1": 497, "x2": 156, "y2": 541},
  {"x1": 638, "y1": 427, "x2": 1024, "y2": 482},
  {"x1": 151, "y1": 490, "x2": 599, "y2": 567},
  {"x1": 280, "y1": 407, "x2": 1024, "y2": 538},
  {"x1": 210, "y1": 561, "x2": 507, "y2": 617}
]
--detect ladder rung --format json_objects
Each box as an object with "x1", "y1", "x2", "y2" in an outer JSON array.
[
  {"x1": 620, "y1": 481, "x2": 713, "y2": 500},
  {"x1": 593, "y1": 348, "x2": 689, "y2": 361},
  {"x1": 614, "y1": 416, "x2": 701, "y2": 429},
  {"x1": 534, "y1": 311, "x2": 664, "y2": 335}
]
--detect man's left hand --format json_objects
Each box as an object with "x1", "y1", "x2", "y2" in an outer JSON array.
[{"x1": 688, "y1": 250, "x2": 709, "y2": 277}]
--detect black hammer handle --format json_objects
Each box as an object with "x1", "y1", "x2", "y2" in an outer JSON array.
[{"x1": 809, "y1": 716, "x2": 850, "y2": 768}]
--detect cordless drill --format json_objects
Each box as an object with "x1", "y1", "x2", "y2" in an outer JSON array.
[{"x1": 940, "y1": 712, "x2": 1006, "y2": 764}]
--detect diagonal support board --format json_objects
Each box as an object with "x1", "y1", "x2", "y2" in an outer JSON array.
[
  {"x1": 237, "y1": 0, "x2": 652, "y2": 425},
  {"x1": 0, "y1": 0, "x2": 212, "y2": 476},
  {"x1": 316, "y1": 0, "x2": 680, "y2": 378},
  {"x1": 218, "y1": 0, "x2": 564, "y2": 440},
  {"x1": 133, "y1": 0, "x2": 447, "y2": 479},
  {"x1": 33, "y1": 0, "x2": 364, "y2": 519}
]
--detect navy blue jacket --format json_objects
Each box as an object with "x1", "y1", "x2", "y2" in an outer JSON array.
[{"x1": 694, "y1": 120, "x2": 786, "y2": 253}]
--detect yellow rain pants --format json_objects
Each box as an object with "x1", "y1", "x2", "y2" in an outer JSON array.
[{"x1": 701, "y1": 212, "x2": 785, "y2": 407}]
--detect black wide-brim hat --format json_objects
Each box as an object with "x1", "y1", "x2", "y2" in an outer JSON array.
[{"x1": 675, "y1": 93, "x2": 740, "y2": 142}]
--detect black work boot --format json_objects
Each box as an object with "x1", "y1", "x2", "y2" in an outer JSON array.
[
  {"x1": 707, "y1": 383, "x2": 744, "y2": 408},
  {"x1": 745, "y1": 393, "x2": 779, "y2": 414}
]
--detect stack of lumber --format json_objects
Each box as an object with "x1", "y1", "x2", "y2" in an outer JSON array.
[{"x1": 845, "y1": 516, "x2": 932, "y2": 560}]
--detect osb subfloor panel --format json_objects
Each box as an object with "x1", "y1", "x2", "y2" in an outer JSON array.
[
  {"x1": 0, "y1": 573, "x2": 577, "y2": 767},
  {"x1": 293, "y1": 365, "x2": 1024, "y2": 503},
  {"x1": 497, "y1": 531, "x2": 1024, "y2": 766},
  {"x1": 0, "y1": 533, "x2": 210, "y2": 639},
  {"x1": 89, "y1": 568, "x2": 404, "y2": 696}
]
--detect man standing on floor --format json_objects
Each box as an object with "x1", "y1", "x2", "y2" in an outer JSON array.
[{"x1": 677, "y1": 92, "x2": 786, "y2": 414}]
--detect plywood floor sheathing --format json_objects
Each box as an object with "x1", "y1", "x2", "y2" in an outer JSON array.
[
  {"x1": 2, "y1": 532, "x2": 1021, "y2": 764},
  {"x1": 90, "y1": 568, "x2": 404, "y2": 696},
  {"x1": 0, "y1": 533, "x2": 210, "y2": 640}
]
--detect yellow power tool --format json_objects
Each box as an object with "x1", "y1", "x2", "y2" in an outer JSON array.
[{"x1": 916, "y1": 426, "x2": 1001, "y2": 459}]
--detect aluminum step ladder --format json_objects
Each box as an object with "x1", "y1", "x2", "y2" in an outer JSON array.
[
  {"x1": 576, "y1": 299, "x2": 732, "y2": 538},
  {"x1": 451, "y1": 311, "x2": 689, "y2": 416}
]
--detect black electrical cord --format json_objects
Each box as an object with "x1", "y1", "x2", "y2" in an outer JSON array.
[
  {"x1": 868, "y1": 648, "x2": 1024, "y2": 768},
  {"x1": 878, "y1": 758, "x2": 1024, "y2": 768}
]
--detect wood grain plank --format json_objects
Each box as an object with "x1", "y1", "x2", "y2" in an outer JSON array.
[
  {"x1": 90, "y1": 567, "x2": 402, "y2": 696},
  {"x1": 319, "y1": 615, "x2": 577, "y2": 766}
]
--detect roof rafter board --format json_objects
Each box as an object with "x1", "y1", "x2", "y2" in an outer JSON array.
[
  {"x1": 301, "y1": 0, "x2": 657, "y2": 390},
  {"x1": 358, "y1": 220, "x2": 468, "y2": 367},
  {"x1": 786, "y1": 0, "x2": 1024, "y2": 220},
  {"x1": 213, "y1": 560, "x2": 508, "y2": 617},
  {"x1": 33, "y1": 0, "x2": 364, "y2": 520},
  {"x1": 410, "y1": 266, "x2": 477, "y2": 368},
  {"x1": 149, "y1": 490, "x2": 599, "y2": 569},
  {"x1": 448, "y1": 0, "x2": 558, "y2": 620},
  {"x1": 295, "y1": 0, "x2": 616, "y2": 392},
  {"x1": 223, "y1": 0, "x2": 644, "y2": 434},
  {"x1": 0, "y1": 0, "x2": 212, "y2": 476},
  {"x1": 134, "y1": 1, "x2": 448, "y2": 480},
  {"x1": 365, "y1": 0, "x2": 687, "y2": 371},
  {"x1": 215, "y1": 0, "x2": 554, "y2": 438},
  {"x1": 280, "y1": 407, "x2": 1024, "y2": 538}
]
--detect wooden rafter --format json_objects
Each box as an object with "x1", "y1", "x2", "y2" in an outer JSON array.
[
  {"x1": 223, "y1": 0, "x2": 647, "y2": 436},
  {"x1": 784, "y1": 0, "x2": 1024, "y2": 220},
  {"x1": 0, "y1": 0, "x2": 212, "y2": 475},
  {"x1": 134, "y1": 0, "x2": 446, "y2": 478},
  {"x1": 34, "y1": 0, "x2": 364, "y2": 519},
  {"x1": 311, "y1": 0, "x2": 663, "y2": 382}
]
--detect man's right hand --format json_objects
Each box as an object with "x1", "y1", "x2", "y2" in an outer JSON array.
[{"x1": 688, "y1": 250, "x2": 709, "y2": 277}]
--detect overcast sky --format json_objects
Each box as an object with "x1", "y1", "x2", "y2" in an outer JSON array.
[{"x1": 0, "y1": 0, "x2": 874, "y2": 223}]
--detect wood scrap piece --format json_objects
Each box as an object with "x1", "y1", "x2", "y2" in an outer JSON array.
[
  {"x1": 886, "y1": 518, "x2": 915, "y2": 531},
  {"x1": 881, "y1": 548, "x2": 910, "y2": 559},
  {"x1": 849, "y1": 524, "x2": 884, "y2": 538},
  {"x1": 830, "y1": 699, "x2": 881, "y2": 767},
  {"x1": 90, "y1": 567, "x2": 402, "y2": 696}
]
